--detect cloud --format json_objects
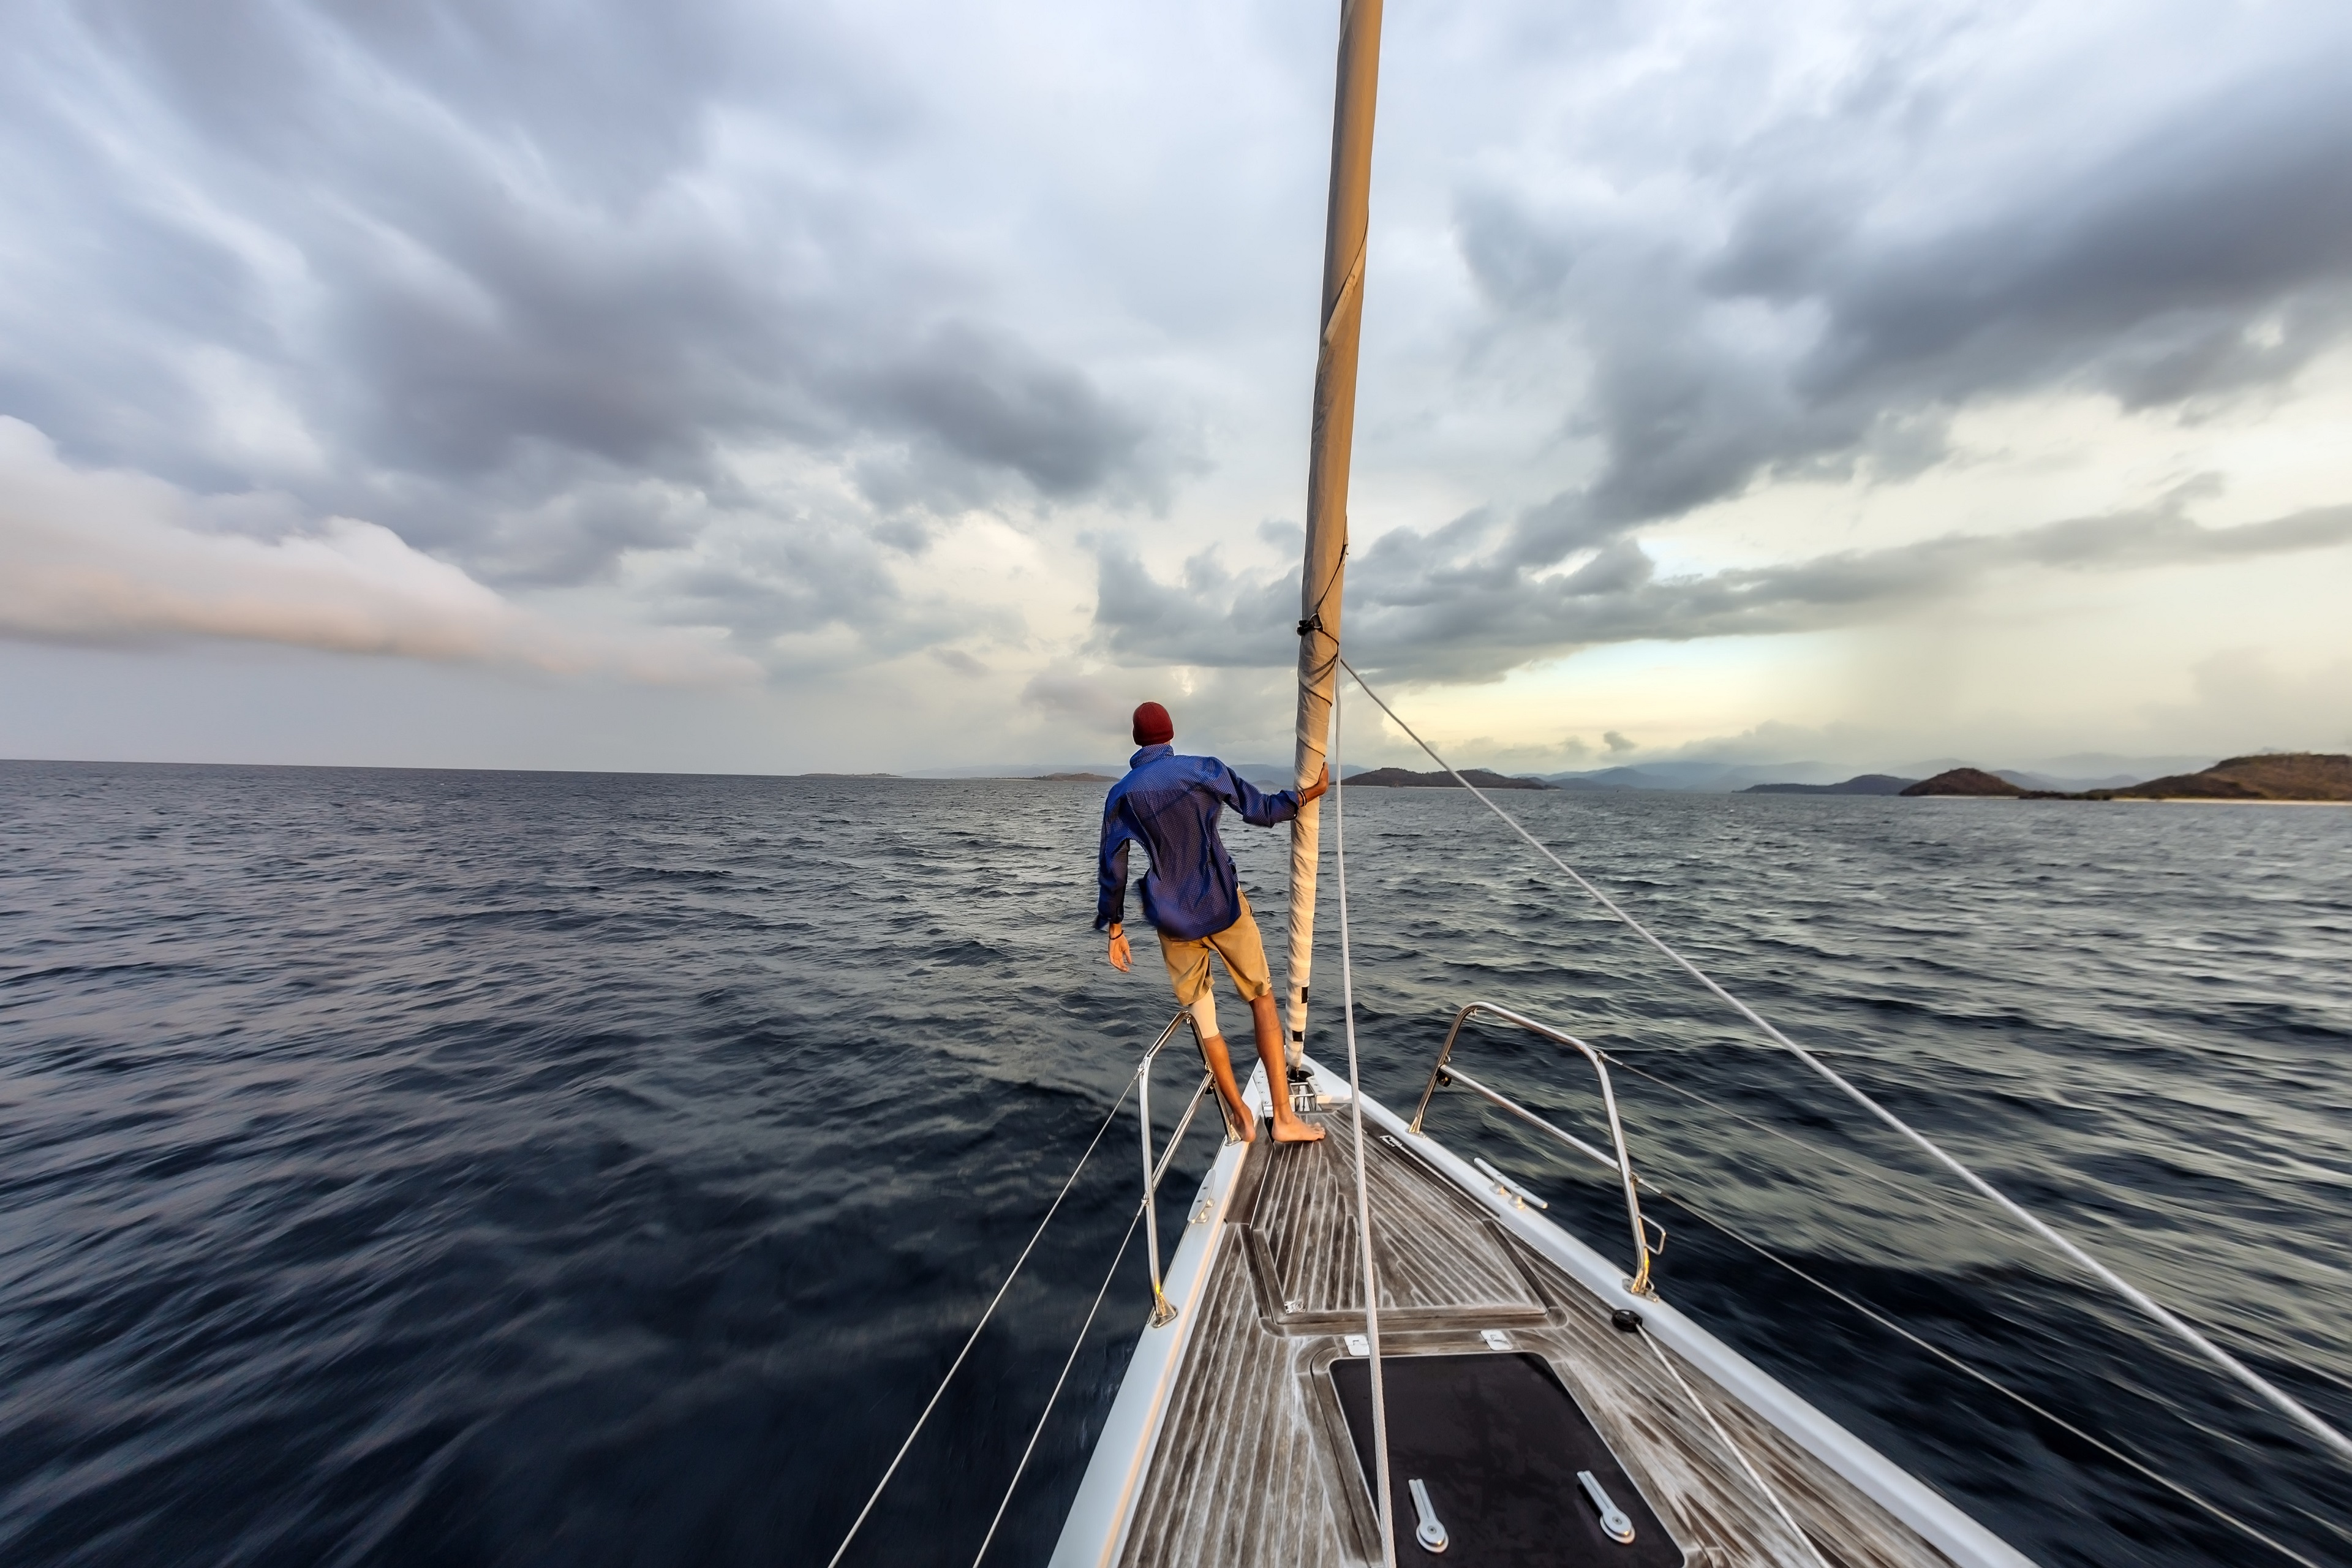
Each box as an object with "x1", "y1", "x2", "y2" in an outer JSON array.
[
  {"x1": 1019, "y1": 668, "x2": 1139, "y2": 733},
  {"x1": 2139, "y1": 649, "x2": 2352, "y2": 757},
  {"x1": 0, "y1": 418, "x2": 753, "y2": 683},
  {"x1": 1093, "y1": 494, "x2": 2352, "y2": 683},
  {"x1": 1452, "y1": 4, "x2": 2352, "y2": 557},
  {"x1": 4, "y1": 0, "x2": 2350, "y2": 770},
  {"x1": 0, "y1": 0, "x2": 1170, "y2": 622}
]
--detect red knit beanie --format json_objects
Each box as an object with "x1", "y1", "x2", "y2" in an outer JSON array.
[{"x1": 1131, "y1": 701, "x2": 1174, "y2": 746}]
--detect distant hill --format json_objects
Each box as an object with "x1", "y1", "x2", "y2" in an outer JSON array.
[
  {"x1": 2105, "y1": 752, "x2": 2352, "y2": 801},
  {"x1": 1033, "y1": 772, "x2": 1116, "y2": 783},
  {"x1": 1543, "y1": 760, "x2": 1904, "y2": 792},
  {"x1": 1744, "y1": 774, "x2": 1917, "y2": 796},
  {"x1": 1888, "y1": 754, "x2": 2352, "y2": 801},
  {"x1": 1344, "y1": 767, "x2": 1554, "y2": 791},
  {"x1": 1901, "y1": 767, "x2": 2023, "y2": 797}
]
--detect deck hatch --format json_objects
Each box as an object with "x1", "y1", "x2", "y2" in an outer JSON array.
[{"x1": 1332, "y1": 1352, "x2": 1680, "y2": 1566}]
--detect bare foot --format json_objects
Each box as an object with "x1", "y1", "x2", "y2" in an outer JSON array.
[
  {"x1": 1223, "y1": 1098, "x2": 1257, "y2": 1143},
  {"x1": 1270, "y1": 1115, "x2": 1325, "y2": 1144}
]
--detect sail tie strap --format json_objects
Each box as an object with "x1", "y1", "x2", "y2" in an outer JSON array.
[
  {"x1": 1332, "y1": 673, "x2": 1398, "y2": 1568},
  {"x1": 1336, "y1": 655, "x2": 2352, "y2": 1471},
  {"x1": 825, "y1": 1069, "x2": 1139, "y2": 1568}
]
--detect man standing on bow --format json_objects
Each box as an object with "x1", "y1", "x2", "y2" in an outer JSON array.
[{"x1": 1099, "y1": 701, "x2": 1329, "y2": 1144}]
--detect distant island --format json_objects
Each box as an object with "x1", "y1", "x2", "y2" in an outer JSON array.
[
  {"x1": 1898, "y1": 767, "x2": 2019, "y2": 797},
  {"x1": 1887, "y1": 754, "x2": 2352, "y2": 802},
  {"x1": 1745, "y1": 774, "x2": 1915, "y2": 796},
  {"x1": 1344, "y1": 766, "x2": 1554, "y2": 791},
  {"x1": 1033, "y1": 771, "x2": 1116, "y2": 783},
  {"x1": 1738, "y1": 754, "x2": 2352, "y2": 802}
]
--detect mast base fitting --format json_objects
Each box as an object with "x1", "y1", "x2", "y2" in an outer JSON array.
[
  {"x1": 1288, "y1": 1077, "x2": 1317, "y2": 1118},
  {"x1": 1611, "y1": 1308, "x2": 1643, "y2": 1334}
]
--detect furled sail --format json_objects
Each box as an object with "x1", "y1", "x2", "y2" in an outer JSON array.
[{"x1": 1284, "y1": 0, "x2": 1384, "y2": 1066}]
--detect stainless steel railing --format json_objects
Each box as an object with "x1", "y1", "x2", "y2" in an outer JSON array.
[
  {"x1": 1136, "y1": 1011, "x2": 1242, "y2": 1326},
  {"x1": 1406, "y1": 1001, "x2": 1662, "y2": 1297}
]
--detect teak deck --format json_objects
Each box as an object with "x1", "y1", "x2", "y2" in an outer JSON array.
[{"x1": 1113, "y1": 1109, "x2": 1961, "y2": 1568}]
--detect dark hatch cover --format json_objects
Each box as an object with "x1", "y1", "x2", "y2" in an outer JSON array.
[{"x1": 1332, "y1": 1352, "x2": 1681, "y2": 1566}]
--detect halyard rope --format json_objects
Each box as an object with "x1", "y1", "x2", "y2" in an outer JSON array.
[
  {"x1": 825, "y1": 1071, "x2": 1137, "y2": 1568},
  {"x1": 969, "y1": 1196, "x2": 1148, "y2": 1567},
  {"x1": 1332, "y1": 673, "x2": 1399, "y2": 1567},
  {"x1": 1337, "y1": 656, "x2": 2352, "y2": 1469}
]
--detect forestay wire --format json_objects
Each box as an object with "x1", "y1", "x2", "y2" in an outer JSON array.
[{"x1": 1335, "y1": 655, "x2": 2352, "y2": 1471}]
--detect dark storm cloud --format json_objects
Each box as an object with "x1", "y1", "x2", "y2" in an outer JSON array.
[
  {"x1": 11, "y1": 0, "x2": 2352, "y2": 699},
  {"x1": 1095, "y1": 500, "x2": 2352, "y2": 684},
  {"x1": 0, "y1": 0, "x2": 1164, "y2": 649},
  {"x1": 1458, "y1": 34, "x2": 2352, "y2": 552},
  {"x1": 850, "y1": 324, "x2": 1152, "y2": 502}
]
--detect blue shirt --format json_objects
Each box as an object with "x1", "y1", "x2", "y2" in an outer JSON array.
[{"x1": 1096, "y1": 745, "x2": 1301, "y2": 940}]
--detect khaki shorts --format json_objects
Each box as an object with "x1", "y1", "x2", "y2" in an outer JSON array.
[{"x1": 1158, "y1": 891, "x2": 1275, "y2": 1007}]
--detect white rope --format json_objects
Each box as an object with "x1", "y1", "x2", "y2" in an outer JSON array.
[
  {"x1": 1332, "y1": 673, "x2": 1398, "y2": 1567},
  {"x1": 826, "y1": 1072, "x2": 1137, "y2": 1568},
  {"x1": 1338, "y1": 657, "x2": 2352, "y2": 1470},
  {"x1": 969, "y1": 1196, "x2": 1148, "y2": 1567},
  {"x1": 1639, "y1": 1329, "x2": 1833, "y2": 1568}
]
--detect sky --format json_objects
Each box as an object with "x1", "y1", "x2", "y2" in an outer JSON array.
[{"x1": 3, "y1": 0, "x2": 2350, "y2": 777}]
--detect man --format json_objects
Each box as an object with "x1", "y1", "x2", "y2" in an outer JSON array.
[{"x1": 1098, "y1": 701, "x2": 1330, "y2": 1144}]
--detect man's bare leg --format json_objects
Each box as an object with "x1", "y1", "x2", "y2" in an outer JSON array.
[
  {"x1": 1251, "y1": 994, "x2": 1325, "y2": 1143},
  {"x1": 1193, "y1": 1029, "x2": 1257, "y2": 1144}
]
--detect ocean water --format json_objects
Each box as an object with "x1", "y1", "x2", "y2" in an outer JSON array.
[{"x1": 2, "y1": 759, "x2": 2347, "y2": 1567}]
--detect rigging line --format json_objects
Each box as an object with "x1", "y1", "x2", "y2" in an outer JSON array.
[
  {"x1": 1661, "y1": 1193, "x2": 2337, "y2": 1567},
  {"x1": 1605, "y1": 1046, "x2": 2352, "y2": 1419},
  {"x1": 1332, "y1": 672, "x2": 1398, "y2": 1568},
  {"x1": 1336, "y1": 655, "x2": 2352, "y2": 1470},
  {"x1": 1597, "y1": 1050, "x2": 2021, "y2": 1246},
  {"x1": 970, "y1": 1196, "x2": 1148, "y2": 1568},
  {"x1": 825, "y1": 1069, "x2": 1139, "y2": 1568},
  {"x1": 1638, "y1": 1328, "x2": 1833, "y2": 1568},
  {"x1": 1458, "y1": 1078, "x2": 2338, "y2": 1566},
  {"x1": 1460, "y1": 1085, "x2": 2341, "y2": 1560}
]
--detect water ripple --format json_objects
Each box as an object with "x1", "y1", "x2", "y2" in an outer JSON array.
[{"x1": 1, "y1": 763, "x2": 2347, "y2": 1566}]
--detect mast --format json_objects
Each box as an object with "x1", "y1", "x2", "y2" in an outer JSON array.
[{"x1": 1284, "y1": 0, "x2": 1383, "y2": 1068}]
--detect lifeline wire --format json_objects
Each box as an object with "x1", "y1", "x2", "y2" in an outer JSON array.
[
  {"x1": 826, "y1": 1070, "x2": 1139, "y2": 1568},
  {"x1": 1662, "y1": 1191, "x2": 2335, "y2": 1567},
  {"x1": 1445, "y1": 1054, "x2": 2332, "y2": 1561},
  {"x1": 1337, "y1": 655, "x2": 2352, "y2": 1470},
  {"x1": 1330, "y1": 673, "x2": 1398, "y2": 1568},
  {"x1": 1638, "y1": 1329, "x2": 1834, "y2": 1568},
  {"x1": 1600, "y1": 1050, "x2": 2021, "y2": 1250},
  {"x1": 970, "y1": 1196, "x2": 1148, "y2": 1568}
]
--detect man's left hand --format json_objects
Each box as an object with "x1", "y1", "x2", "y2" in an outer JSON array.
[
  {"x1": 1298, "y1": 764, "x2": 1332, "y2": 806},
  {"x1": 1107, "y1": 925, "x2": 1133, "y2": 972}
]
